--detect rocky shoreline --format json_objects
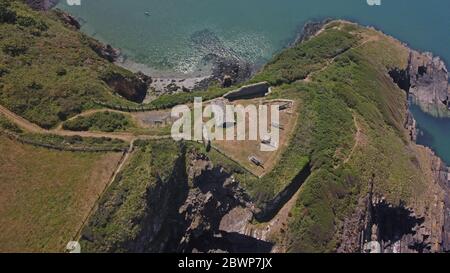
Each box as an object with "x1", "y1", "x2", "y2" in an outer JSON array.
[
  {"x1": 337, "y1": 45, "x2": 450, "y2": 253},
  {"x1": 115, "y1": 40, "x2": 254, "y2": 99},
  {"x1": 408, "y1": 51, "x2": 450, "y2": 117}
]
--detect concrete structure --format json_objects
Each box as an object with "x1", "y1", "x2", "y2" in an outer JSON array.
[{"x1": 224, "y1": 82, "x2": 270, "y2": 101}]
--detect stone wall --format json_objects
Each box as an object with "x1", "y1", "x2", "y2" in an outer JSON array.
[{"x1": 224, "y1": 82, "x2": 270, "y2": 101}]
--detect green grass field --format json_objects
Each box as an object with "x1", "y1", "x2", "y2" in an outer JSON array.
[{"x1": 0, "y1": 135, "x2": 122, "y2": 252}]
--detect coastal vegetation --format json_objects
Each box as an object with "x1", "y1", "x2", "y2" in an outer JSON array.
[
  {"x1": 80, "y1": 140, "x2": 186, "y2": 252},
  {"x1": 0, "y1": 112, "x2": 22, "y2": 133},
  {"x1": 250, "y1": 27, "x2": 358, "y2": 85},
  {"x1": 62, "y1": 111, "x2": 135, "y2": 133},
  {"x1": 204, "y1": 22, "x2": 429, "y2": 252},
  {"x1": 0, "y1": 1, "x2": 142, "y2": 129},
  {"x1": 18, "y1": 133, "x2": 128, "y2": 151}
]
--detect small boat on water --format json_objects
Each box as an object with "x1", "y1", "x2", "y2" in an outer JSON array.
[{"x1": 144, "y1": 11, "x2": 151, "y2": 16}]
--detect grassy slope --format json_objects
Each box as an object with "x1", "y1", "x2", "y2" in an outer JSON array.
[
  {"x1": 80, "y1": 140, "x2": 185, "y2": 252},
  {"x1": 267, "y1": 23, "x2": 427, "y2": 252},
  {"x1": 206, "y1": 26, "x2": 360, "y2": 205},
  {"x1": 0, "y1": 134, "x2": 122, "y2": 252},
  {"x1": 0, "y1": 1, "x2": 136, "y2": 128}
]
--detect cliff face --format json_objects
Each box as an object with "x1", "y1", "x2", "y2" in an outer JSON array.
[
  {"x1": 101, "y1": 71, "x2": 152, "y2": 103},
  {"x1": 81, "y1": 144, "x2": 273, "y2": 253},
  {"x1": 178, "y1": 152, "x2": 273, "y2": 253},
  {"x1": 80, "y1": 141, "x2": 189, "y2": 253},
  {"x1": 339, "y1": 148, "x2": 450, "y2": 253},
  {"x1": 408, "y1": 51, "x2": 450, "y2": 116},
  {"x1": 338, "y1": 85, "x2": 450, "y2": 254}
]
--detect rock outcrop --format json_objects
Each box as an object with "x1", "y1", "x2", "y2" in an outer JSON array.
[
  {"x1": 54, "y1": 9, "x2": 80, "y2": 29},
  {"x1": 26, "y1": 0, "x2": 59, "y2": 10},
  {"x1": 178, "y1": 152, "x2": 272, "y2": 253},
  {"x1": 338, "y1": 112, "x2": 450, "y2": 253},
  {"x1": 408, "y1": 51, "x2": 450, "y2": 116},
  {"x1": 101, "y1": 71, "x2": 152, "y2": 103},
  {"x1": 88, "y1": 40, "x2": 120, "y2": 63},
  {"x1": 294, "y1": 19, "x2": 332, "y2": 44}
]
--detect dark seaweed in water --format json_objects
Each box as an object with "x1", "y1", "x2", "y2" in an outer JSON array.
[
  {"x1": 190, "y1": 29, "x2": 252, "y2": 87},
  {"x1": 191, "y1": 29, "x2": 239, "y2": 60}
]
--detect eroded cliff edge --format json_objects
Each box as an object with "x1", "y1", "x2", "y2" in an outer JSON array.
[
  {"x1": 338, "y1": 40, "x2": 450, "y2": 253},
  {"x1": 338, "y1": 113, "x2": 450, "y2": 253}
]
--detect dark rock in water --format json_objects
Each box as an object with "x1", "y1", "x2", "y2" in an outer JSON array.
[
  {"x1": 190, "y1": 29, "x2": 253, "y2": 89},
  {"x1": 211, "y1": 55, "x2": 252, "y2": 86},
  {"x1": 101, "y1": 71, "x2": 152, "y2": 103},
  {"x1": 408, "y1": 51, "x2": 449, "y2": 116},
  {"x1": 26, "y1": 0, "x2": 59, "y2": 10},
  {"x1": 53, "y1": 9, "x2": 80, "y2": 29},
  {"x1": 191, "y1": 29, "x2": 225, "y2": 55}
]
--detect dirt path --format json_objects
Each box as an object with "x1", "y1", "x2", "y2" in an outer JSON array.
[
  {"x1": 343, "y1": 113, "x2": 364, "y2": 165},
  {"x1": 298, "y1": 30, "x2": 380, "y2": 84},
  {"x1": 0, "y1": 104, "x2": 175, "y2": 143},
  {"x1": 0, "y1": 105, "x2": 43, "y2": 133}
]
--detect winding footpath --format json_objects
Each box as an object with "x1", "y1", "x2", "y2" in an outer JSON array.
[{"x1": 0, "y1": 104, "x2": 172, "y2": 142}]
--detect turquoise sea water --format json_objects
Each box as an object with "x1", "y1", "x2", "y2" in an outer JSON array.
[
  {"x1": 410, "y1": 104, "x2": 450, "y2": 165},
  {"x1": 58, "y1": 0, "x2": 450, "y2": 164},
  {"x1": 58, "y1": 0, "x2": 450, "y2": 75}
]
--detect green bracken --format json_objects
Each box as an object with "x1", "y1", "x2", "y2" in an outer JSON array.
[
  {"x1": 0, "y1": 1, "x2": 142, "y2": 128},
  {"x1": 63, "y1": 111, "x2": 135, "y2": 133}
]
